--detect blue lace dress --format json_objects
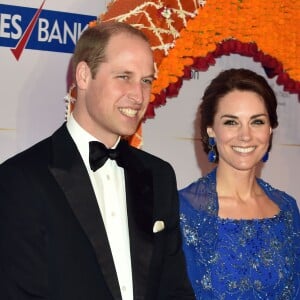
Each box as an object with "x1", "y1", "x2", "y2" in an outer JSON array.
[{"x1": 179, "y1": 168, "x2": 300, "y2": 299}]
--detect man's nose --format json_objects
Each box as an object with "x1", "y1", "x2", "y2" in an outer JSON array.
[{"x1": 128, "y1": 83, "x2": 143, "y2": 104}]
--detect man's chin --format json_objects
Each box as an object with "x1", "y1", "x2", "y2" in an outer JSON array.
[{"x1": 119, "y1": 128, "x2": 138, "y2": 138}]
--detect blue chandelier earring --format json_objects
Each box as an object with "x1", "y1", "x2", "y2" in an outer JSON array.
[
  {"x1": 261, "y1": 151, "x2": 269, "y2": 163},
  {"x1": 208, "y1": 137, "x2": 217, "y2": 163}
]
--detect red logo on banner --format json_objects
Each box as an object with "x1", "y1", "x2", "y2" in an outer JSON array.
[{"x1": 10, "y1": 0, "x2": 45, "y2": 60}]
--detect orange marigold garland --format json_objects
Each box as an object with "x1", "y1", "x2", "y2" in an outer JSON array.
[
  {"x1": 79, "y1": 0, "x2": 300, "y2": 147},
  {"x1": 100, "y1": 0, "x2": 205, "y2": 67},
  {"x1": 150, "y1": 0, "x2": 300, "y2": 117}
]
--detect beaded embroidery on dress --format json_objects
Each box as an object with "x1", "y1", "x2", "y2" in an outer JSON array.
[{"x1": 179, "y1": 168, "x2": 300, "y2": 299}]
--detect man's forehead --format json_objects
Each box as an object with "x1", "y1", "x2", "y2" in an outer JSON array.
[
  {"x1": 107, "y1": 31, "x2": 148, "y2": 46},
  {"x1": 103, "y1": 37, "x2": 153, "y2": 63}
]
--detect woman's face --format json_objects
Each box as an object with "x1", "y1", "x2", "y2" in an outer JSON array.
[{"x1": 208, "y1": 90, "x2": 272, "y2": 171}]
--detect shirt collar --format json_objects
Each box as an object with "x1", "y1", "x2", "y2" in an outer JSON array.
[{"x1": 66, "y1": 114, "x2": 120, "y2": 168}]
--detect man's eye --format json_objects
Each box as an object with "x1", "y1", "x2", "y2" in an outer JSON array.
[
  {"x1": 118, "y1": 75, "x2": 129, "y2": 80},
  {"x1": 142, "y1": 78, "x2": 153, "y2": 85}
]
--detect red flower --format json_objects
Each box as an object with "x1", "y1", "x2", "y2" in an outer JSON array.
[
  {"x1": 193, "y1": 57, "x2": 210, "y2": 71},
  {"x1": 166, "y1": 79, "x2": 183, "y2": 98},
  {"x1": 144, "y1": 102, "x2": 156, "y2": 119},
  {"x1": 155, "y1": 89, "x2": 167, "y2": 106},
  {"x1": 183, "y1": 66, "x2": 192, "y2": 79}
]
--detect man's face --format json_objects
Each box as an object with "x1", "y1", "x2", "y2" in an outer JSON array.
[{"x1": 74, "y1": 33, "x2": 154, "y2": 147}]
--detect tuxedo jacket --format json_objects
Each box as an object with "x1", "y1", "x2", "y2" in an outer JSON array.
[{"x1": 0, "y1": 124, "x2": 195, "y2": 300}]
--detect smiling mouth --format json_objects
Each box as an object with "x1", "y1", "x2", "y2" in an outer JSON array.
[
  {"x1": 119, "y1": 108, "x2": 138, "y2": 118},
  {"x1": 232, "y1": 146, "x2": 256, "y2": 153}
]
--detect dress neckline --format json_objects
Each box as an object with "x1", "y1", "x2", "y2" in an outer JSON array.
[{"x1": 217, "y1": 210, "x2": 282, "y2": 223}]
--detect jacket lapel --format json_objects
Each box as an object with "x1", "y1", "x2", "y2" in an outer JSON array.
[
  {"x1": 119, "y1": 140, "x2": 154, "y2": 299},
  {"x1": 48, "y1": 125, "x2": 122, "y2": 300}
]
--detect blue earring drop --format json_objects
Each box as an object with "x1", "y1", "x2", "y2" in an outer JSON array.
[
  {"x1": 261, "y1": 152, "x2": 269, "y2": 163},
  {"x1": 208, "y1": 137, "x2": 217, "y2": 163}
]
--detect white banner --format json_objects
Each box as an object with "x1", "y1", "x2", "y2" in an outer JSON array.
[
  {"x1": 1, "y1": 2, "x2": 299, "y2": 205},
  {"x1": 0, "y1": 0, "x2": 107, "y2": 161}
]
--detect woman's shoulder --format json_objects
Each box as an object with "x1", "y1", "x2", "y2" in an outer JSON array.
[
  {"x1": 180, "y1": 168, "x2": 216, "y2": 193},
  {"x1": 179, "y1": 169, "x2": 218, "y2": 213},
  {"x1": 258, "y1": 178, "x2": 299, "y2": 211}
]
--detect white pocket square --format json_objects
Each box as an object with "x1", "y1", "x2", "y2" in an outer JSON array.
[{"x1": 153, "y1": 220, "x2": 165, "y2": 233}]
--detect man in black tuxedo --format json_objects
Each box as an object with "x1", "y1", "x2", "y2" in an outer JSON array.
[{"x1": 0, "y1": 22, "x2": 195, "y2": 300}]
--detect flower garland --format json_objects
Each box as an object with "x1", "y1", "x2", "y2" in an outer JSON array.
[
  {"x1": 92, "y1": 0, "x2": 300, "y2": 147},
  {"x1": 100, "y1": 0, "x2": 204, "y2": 71},
  {"x1": 148, "y1": 0, "x2": 300, "y2": 119}
]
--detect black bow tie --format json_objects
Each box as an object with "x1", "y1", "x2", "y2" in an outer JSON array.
[{"x1": 89, "y1": 141, "x2": 123, "y2": 171}]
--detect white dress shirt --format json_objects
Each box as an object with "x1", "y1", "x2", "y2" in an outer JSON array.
[{"x1": 67, "y1": 115, "x2": 133, "y2": 300}]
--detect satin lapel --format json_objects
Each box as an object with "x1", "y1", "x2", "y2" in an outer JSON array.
[
  {"x1": 48, "y1": 125, "x2": 122, "y2": 300},
  {"x1": 119, "y1": 140, "x2": 154, "y2": 299}
]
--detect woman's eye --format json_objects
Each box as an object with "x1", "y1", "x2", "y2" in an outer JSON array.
[
  {"x1": 224, "y1": 119, "x2": 237, "y2": 126},
  {"x1": 252, "y1": 119, "x2": 265, "y2": 125}
]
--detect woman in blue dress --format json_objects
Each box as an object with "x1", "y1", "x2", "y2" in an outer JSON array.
[{"x1": 179, "y1": 68, "x2": 300, "y2": 299}]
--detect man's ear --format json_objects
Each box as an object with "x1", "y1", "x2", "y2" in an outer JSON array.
[
  {"x1": 207, "y1": 127, "x2": 215, "y2": 137},
  {"x1": 76, "y1": 61, "x2": 90, "y2": 90}
]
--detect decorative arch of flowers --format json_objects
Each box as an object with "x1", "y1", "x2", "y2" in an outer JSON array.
[{"x1": 92, "y1": 0, "x2": 300, "y2": 148}]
